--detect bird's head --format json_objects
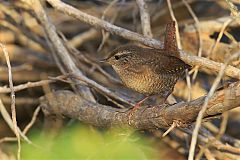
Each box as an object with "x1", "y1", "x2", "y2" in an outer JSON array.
[{"x1": 101, "y1": 45, "x2": 140, "y2": 68}]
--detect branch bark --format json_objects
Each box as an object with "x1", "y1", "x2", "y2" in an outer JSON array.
[{"x1": 40, "y1": 81, "x2": 240, "y2": 129}]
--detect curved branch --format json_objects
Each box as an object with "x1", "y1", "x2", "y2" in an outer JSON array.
[{"x1": 40, "y1": 82, "x2": 240, "y2": 129}]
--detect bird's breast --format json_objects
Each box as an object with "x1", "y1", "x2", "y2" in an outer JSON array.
[{"x1": 114, "y1": 66, "x2": 178, "y2": 95}]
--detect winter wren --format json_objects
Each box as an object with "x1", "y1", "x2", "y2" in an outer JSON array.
[{"x1": 102, "y1": 21, "x2": 190, "y2": 113}]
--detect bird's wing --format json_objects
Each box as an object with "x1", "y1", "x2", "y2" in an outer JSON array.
[
  {"x1": 144, "y1": 54, "x2": 190, "y2": 75},
  {"x1": 125, "y1": 63, "x2": 150, "y2": 74}
]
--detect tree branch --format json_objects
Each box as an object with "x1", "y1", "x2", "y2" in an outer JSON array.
[
  {"x1": 40, "y1": 81, "x2": 240, "y2": 129},
  {"x1": 136, "y1": 0, "x2": 153, "y2": 37}
]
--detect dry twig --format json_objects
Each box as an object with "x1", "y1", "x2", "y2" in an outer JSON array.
[
  {"x1": 182, "y1": 0, "x2": 203, "y2": 80},
  {"x1": 166, "y1": 0, "x2": 181, "y2": 49},
  {"x1": 136, "y1": 0, "x2": 152, "y2": 38},
  {"x1": 0, "y1": 43, "x2": 21, "y2": 160}
]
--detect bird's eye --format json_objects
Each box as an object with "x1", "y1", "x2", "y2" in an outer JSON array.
[{"x1": 114, "y1": 55, "x2": 120, "y2": 60}]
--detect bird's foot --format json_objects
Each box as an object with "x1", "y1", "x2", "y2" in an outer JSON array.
[
  {"x1": 127, "y1": 103, "x2": 141, "y2": 125},
  {"x1": 128, "y1": 103, "x2": 140, "y2": 125},
  {"x1": 127, "y1": 96, "x2": 149, "y2": 125}
]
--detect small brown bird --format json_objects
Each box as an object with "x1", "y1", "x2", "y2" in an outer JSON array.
[{"x1": 102, "y1": 21, "x2": 190, "y2": 117}]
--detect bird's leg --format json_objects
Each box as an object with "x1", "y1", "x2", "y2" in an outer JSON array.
[
  {"x1": 131, "y1": 96, "x2": 150, "y2": 113},
  {"x1": 128, "y1": 96, "x2": 149, "y2": 125}
]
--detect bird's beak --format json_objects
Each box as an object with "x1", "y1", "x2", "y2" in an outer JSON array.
[{"x1": 99, "y1": 58, "x2": 107, "y2": 63}]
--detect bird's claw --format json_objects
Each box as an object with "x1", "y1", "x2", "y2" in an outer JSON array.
[{"x1": 127, "y1": 104, "x2": 140, "y2": 125}]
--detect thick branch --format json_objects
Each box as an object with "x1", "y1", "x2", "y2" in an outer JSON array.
[
  {"x1": 40, "y1": 82, "x2": 240, "y2": 129},
  {"x1": 46, "y1": 0, "x2": 240, "y2": 80}
]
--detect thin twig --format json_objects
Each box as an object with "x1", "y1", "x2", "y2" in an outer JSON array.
[
  {"x1": 71, "y1": 74, "x2": 134, "y2": 106},
  {"x1": 0, "y1": 98, "x2": 35, "y2": 145},
  {"x1": 0, "y1": 43, "x2": 21, "y2": 160},
  {"x1": 162, "y1": 121, "x2": 176, "y2": 137},
  {"x1": 186, "y1": 69, "x2": 192, "y2": 102},
  {"x1": 216, "y1": 112, "x2": 229, "y2": 140},
  {"x1": 0, "y1": 76, "x2": 65, "y2": 93},
  {"x1": 196, "y1": 112, "x2": 229, "y2": 160},
  {"x1": 0, "y1": 107, "x2": 41, "y2": 143},
  {"x1": 0, "y1": 137, "x2": 18, "y2": 144},
  {"x1": 0, "y1": 75, "x2": 68, "y2": 93},
  {"x1": 23, "y1": 107, "x2": 41, "y2": 134},
  {"x1": 166, "y1": 0, "x2": 182, "y2": 49},
  {"x1": 68, "y1": 28, "x2": 99, "y2": 47},
  {"x1": 201, "y1": 146, "x2": 216, "y2": 160},
  {"x1": 98, "y1": 0, "x2": 118, "y2": 52},
  {"x1": 225, "y1": 0, "x2": 239, "y2": 16},
  {"x1": 0, "y1": 98, "x2": 18, "y2": 137},
  {"x1": 0, "y1": 104, "x2": 41, "y2": 149},
  {"x1": 136, "y1": 0, "x2": 153, "y2": 38},
  {"x1": 152, "y1": 0, "x2": 196, "y2": 22},
  {"x1": 182, "y1": 0, "x2": 203, "y2": 80},
  {"x1": 208, "y1": 18, "x2": 233, "y2": 58}
]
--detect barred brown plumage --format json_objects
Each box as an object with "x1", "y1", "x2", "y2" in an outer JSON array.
[{"x1": 101, "y1": 21, "x2": 191, "y2": 123}]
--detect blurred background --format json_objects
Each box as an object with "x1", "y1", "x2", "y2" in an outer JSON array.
[{"x1": 0, "y1": 0, "x2": 240, "y2": 159}]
